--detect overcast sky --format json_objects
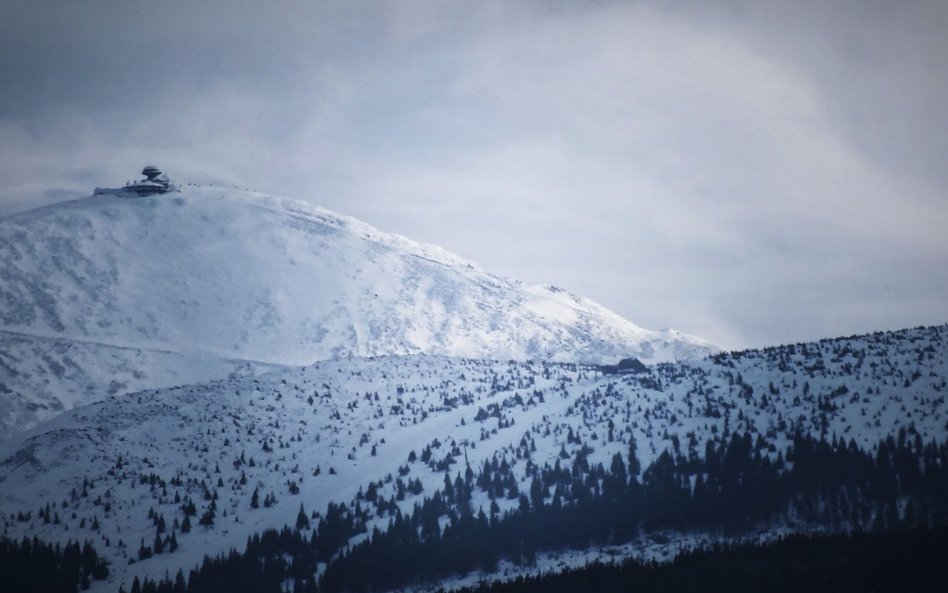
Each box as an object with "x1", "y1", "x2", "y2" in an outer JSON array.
[{"x1": 1, "y1": 0, "x2": 946, "y2": 349}]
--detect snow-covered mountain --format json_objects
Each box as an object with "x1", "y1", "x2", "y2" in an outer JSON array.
[
  {"x1": 0, "y1": 325, "x2": 944, "y2": 592},
  {"x1": 0, "y1": 184, "x2": 713, "y2": 439}
]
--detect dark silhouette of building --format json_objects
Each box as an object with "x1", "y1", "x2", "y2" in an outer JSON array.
[{"x1": 94, "y1": 166, "x2": 177, "y2": 197}]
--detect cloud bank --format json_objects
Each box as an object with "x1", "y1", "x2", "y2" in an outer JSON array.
[{"x1": 1, "y1": 0, "x2": 946, "y2": 348}]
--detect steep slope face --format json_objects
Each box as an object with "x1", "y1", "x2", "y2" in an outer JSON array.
[
  {"x1": 0, "y1": 325, "x2": 944, "y2": 592},
  {"x1": 0, "y1": 186, "x2": 713, "y2": 438}
]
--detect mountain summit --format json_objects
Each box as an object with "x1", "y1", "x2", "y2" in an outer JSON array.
[{"x1": 0, "y1": 179, "x2": 714, "y2": 437}]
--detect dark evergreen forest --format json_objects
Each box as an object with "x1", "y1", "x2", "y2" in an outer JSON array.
[
  {"x1": 0, "y1": 536, "x2": 109, "y2": 592},
  {"x1": 113, "y1": 429, "x2": 947, "y2": 593},
  {"x1": 448, "y1": 528, "x2": 948, "y2": 593}
]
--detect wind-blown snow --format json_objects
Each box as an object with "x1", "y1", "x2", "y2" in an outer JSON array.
[{"x1": 0, "y1": 185, "x2": 714, "y2": 439}]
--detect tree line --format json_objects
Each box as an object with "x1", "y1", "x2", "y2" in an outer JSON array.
[
  {"x1": 0, "y1": 536, "x2": 109, "y2": 592},
  {"x1": 125, "y1": 428, "x2": 947, "y2": 593},
  {"x1": 447, "y1": 527, "x2": 948, "y2": 593}
]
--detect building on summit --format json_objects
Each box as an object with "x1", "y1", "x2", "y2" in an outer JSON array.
[{"x1": 95, "y1": 166, "x2": 177, "y2": 197}]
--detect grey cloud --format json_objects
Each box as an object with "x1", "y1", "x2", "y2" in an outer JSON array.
[{"x1": 0, "y1": 0, "x2": 945, "y2": 349}]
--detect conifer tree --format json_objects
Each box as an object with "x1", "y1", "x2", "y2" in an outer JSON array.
[{"x1": 296, "y1": 503, "x2": 310, "y2": 530}]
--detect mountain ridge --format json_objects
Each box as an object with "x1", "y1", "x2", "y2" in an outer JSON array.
[
  {"x1": 0, "y1": 323, "x2": 943, "y2": 592},
  {"x1": 0, "y1": 184, "x2": 714, "y2": 439}
]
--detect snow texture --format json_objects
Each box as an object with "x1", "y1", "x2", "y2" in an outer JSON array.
[
  {"x1": 0, "y1": 325, "x2": 944, "y2": 592},
  {"x1": 0, "y1": 185, "x2": 713, "y2": 439}
]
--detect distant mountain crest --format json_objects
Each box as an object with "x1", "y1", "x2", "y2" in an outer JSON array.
[{"x1": 0, "y1": 183, "x2": 715, "y2": 437}]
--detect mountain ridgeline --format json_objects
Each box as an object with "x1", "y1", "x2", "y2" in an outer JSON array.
[
  {"x1": 1, "y1": 323, "x2": 945, "y2": 592},
  {"x1": 0, "y1": 186, "x2": 713, "y2": 440}
]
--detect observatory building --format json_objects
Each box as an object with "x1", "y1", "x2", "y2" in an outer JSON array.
[{"x1": 94, "y1": 166, "x2": 177, "y2": 197}]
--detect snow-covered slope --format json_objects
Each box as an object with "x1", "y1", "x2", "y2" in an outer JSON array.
[
  {"x1": 0, "y1": 329, "x2": 286, "y2": 443},
  {"x1": 0, "y1": 325, "x2": 944, "y2": 592},
  {"x1": 0, "y1": 185, "x2": 713, "y2": 438}
]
